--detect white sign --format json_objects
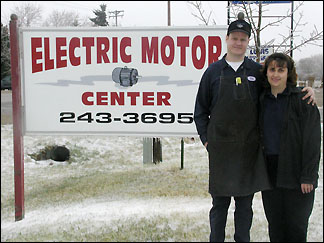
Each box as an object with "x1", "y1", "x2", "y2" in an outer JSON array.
[
  {"x1": 20, "y1": 26, "x2": 227, "y2": 136},
  {"x1": 246, "y1": 47, "x2": 274, "y2": 62}
]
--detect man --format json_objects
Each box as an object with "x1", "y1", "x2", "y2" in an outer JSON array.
[{"x1": 193, "y1": 13, "x2": 315, "y2": 242}]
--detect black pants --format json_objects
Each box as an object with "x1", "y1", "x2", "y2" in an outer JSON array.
[
  {"x1": 209, "y1": 194, "x2": 254, "y2": 242},
  {"x1": 262, "y1": 155, "x2": 315, "y2": 242}
]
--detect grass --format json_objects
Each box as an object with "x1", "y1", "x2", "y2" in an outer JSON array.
[
  {"x1": 1, "y1": 113, "x2": 12, "y2": 125},
  {"x1": 1, "y1": 131, "x2": 215, "y2": 241},
  {"x1": 16, "y1": 165, "x2": 208, "y2": 211},
  {"x1": 1, "y1": 118, "x2": 323, "y2": 242},
  {"x1": 4, "y1": 214, "x2": 210, "y2": 242}
]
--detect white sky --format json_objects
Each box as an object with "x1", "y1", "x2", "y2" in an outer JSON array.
[{"x1": 1, "y1": 1, "x2": 323, "y2": 61}]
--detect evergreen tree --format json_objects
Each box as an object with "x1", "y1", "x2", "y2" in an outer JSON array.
[
  {"x1": 1, "y1": 23, "x2": 11, "y2": 80},
  {"x1": 89, "y1": 4, "x2": 109, "y2": 26}
]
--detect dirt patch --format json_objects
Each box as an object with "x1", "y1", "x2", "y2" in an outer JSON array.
[
  {"x1": 1, "y1": 114, "x2": 12, "y2": 125},
  {"x1": 315, "y1": 87, "x2": 323, "y2": 107},
  {"x1": 1, "y1": 90, "x2": 13, "y2": 125}
]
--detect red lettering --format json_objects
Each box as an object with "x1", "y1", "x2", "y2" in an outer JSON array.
[
  {"x1": 192, "y1": 35, "x2": 206, "y2": 70},
  {"x1": 127, "y1": 92, "x2": 140, "y2": 105},
  {"x1": 157, "y1": 92, "x2": 171, "y2": 106},
  {"x1": 82, "y1": 92, "x2": 94, "y2": 105},
  {"x1": 208, "y1": 36, "x2": 222, "y2": 65},
  {"x1": 69, "y1": 37, "x2": 81, "y2": 66},
  {"x1": 142, "y1": 37, "x2": 158, "y2": 64},
  {"x1": 30, "y1": 35, "x2": 221, "y2": 73},
  {"x1": 161, "y1": 36, "x2": 174, "y2": 66},
  {"x1": 177, "y1": 37, "x2": 189, "y2": 67},
  {"x1": 97, "y1": 37, "x2": 110, "y2": 64},
  {"x1": 111, "y1": 92, "x2": 125, "y2": 105},
  {"x1": 31, "y1": 37, "x2": 42, "y2": 73},
  {"x1": 143, "y1": 92, "x2": 154, "y2": 106},
  {"x1": 97, "y1": 92, "x2": 108, "y2": 105},
  {"x1": 56, "y1": 37, "x2": 67, "y2": 69},
  {"x1": 81, "y1": 91, "x2": 171, "y2": 106},
  {"x1": 112, "y1": 37, "x2": 118, "y2": 63},
  {"x1": 44, "y1": 38, "x2": 54, "y2": 71},
  {"x1": 82, "y1": 37, "x2": 94, "y2": 65},
  {"x1": 120, "y1": 37, "x2": 131, "y2": 63}
]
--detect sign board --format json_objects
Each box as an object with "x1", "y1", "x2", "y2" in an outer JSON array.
[
  {"x1": 246, "y1": 46, "x2": 274, "y2": 62},
  {"x1": 19, "y1": 26, "x2": 227, "y2": 136}
]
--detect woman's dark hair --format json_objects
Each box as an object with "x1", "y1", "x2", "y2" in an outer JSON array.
[{"x1": 261, "y1": 52, "x2": 298, "y2": 88}]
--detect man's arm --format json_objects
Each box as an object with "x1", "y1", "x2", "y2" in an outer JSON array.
[{"x1": 194, "y1": 69, "x2": 211, "y2": 146}]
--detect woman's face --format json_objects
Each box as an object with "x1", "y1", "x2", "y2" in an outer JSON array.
[{"x1": 266, "y1": 60, "x2": 288, "y2": 90}]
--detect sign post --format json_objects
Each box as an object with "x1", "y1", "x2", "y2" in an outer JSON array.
[{"x1": 9, "y1": 14, "x2": 25, "y2": 221}]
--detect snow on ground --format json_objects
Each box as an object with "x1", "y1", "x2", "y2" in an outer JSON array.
[
  {"x1": 1, "y1": 124, "x2": 323, "y2": 242},
  {"x1": 1, "y1": 197, "x2": 211, "y2": 236}
]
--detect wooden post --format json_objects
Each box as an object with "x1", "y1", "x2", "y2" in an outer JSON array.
[
  {"x1": 180, "y1": 138, "x2": 184, "y2": 170},
  {"x1": 9, "y1": 14, "x2": 25, "y2": 221},
  {"x1": 143, "y1": 138, "x2": 153, "y2": 164},
  {"x1": 167, "y1": 1, "x2": 171, "y2": 26},
  {"x1": 153, "y1": 138, "x2": 162, "y2": 164},
  {"x1": 290, "y1": 1, "x2": 294, "y2": 58}
]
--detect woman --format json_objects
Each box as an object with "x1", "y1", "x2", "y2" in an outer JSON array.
[{"x1": 259, "y1": 53, "x2": 321, "y2": 242}]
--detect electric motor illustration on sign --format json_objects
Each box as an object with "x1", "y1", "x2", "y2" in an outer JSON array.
[{"x1": 112, "y1": 66, "x2": 140, "y2": 87}]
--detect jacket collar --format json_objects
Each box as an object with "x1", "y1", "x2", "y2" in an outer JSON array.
[
  {"x1": 264, "y1": 84, "x2": 300, "y2": 97},
  {"x1": 281, "y1": 84, "x2": 301, "y2": 95},
  {"x1": 287, "y1": 85, "x2": 301, "y2": 94},
  {"x1": 219, "y1": 54, "x2": 253, "y2": 71}
]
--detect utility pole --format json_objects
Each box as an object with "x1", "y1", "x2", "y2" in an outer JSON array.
[
  {"x1": 290, "y1": 1, "x2": 294, "y2": 58},
  {"x1": 168, "y1": 1, "x2": 171, "y2": 26},
  {"x1": 109, "y1": 10, "x2": 124, "y2": 26},
  {"x1": 227, "y1": 1, "x2": 230, "y2": 25}
]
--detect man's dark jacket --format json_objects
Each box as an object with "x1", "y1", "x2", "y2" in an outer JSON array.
[{"x1": 194, "y1": 55, "x2": 262, "y2": 146}]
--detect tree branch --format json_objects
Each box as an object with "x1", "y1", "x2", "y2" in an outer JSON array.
[
  {"x1": 260, "y1": 1, "x2": 305, "y2": 32},
  {"x1": 284, "y1": 30, "x2": 323, "y2": 54},
  {"x1": 187, "y1": 1, "x2": 215, "y2": 25}
]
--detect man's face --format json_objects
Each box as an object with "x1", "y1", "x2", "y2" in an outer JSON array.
[{"x1": 226, "y1": 32, "x2": 249, "y2": 57}]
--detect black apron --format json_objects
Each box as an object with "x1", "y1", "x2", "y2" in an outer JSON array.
[{"x1": 207, "y1": 70, "x2": 271, "y2": 196}]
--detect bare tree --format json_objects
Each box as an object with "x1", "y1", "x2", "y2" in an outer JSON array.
[
  {"x1": 228, "y1": 1, "x2": 323, "y2": 62},
  {"x1": 43, "y1": 10, "x2": 81, "y2": 27},
  {"x1": 187, "y1": 1, "x2": 216, "y2": 26},
  {"x1": 188, "y1": 1, "x2": 323, "y2": 63},
  {"x1": 78, "y1": 15, "x2": 95, "y2": 27},
  {"x1": 12, "y1": 2, "x2": 42, "y2": 27},
  {"x1": 297, "y1": 54, "x2": 323, "y2": 81}
]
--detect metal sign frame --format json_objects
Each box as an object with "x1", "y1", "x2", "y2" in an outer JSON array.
[{"x1": 227, "y1": 1, "x2": 294, "y2": 58}]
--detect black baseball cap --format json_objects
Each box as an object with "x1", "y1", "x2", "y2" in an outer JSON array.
[{"x1": 227, "y1": 18, "x2": 252, "y2": 37}]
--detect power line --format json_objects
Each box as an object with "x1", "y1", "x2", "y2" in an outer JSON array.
[{"x1": 108, "y1": 10, "x2": 124, "y2": 26}]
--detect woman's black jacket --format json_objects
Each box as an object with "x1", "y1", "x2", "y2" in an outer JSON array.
[{"x1": 259, "y1": 85, "x2": 321, "y2": 189}]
